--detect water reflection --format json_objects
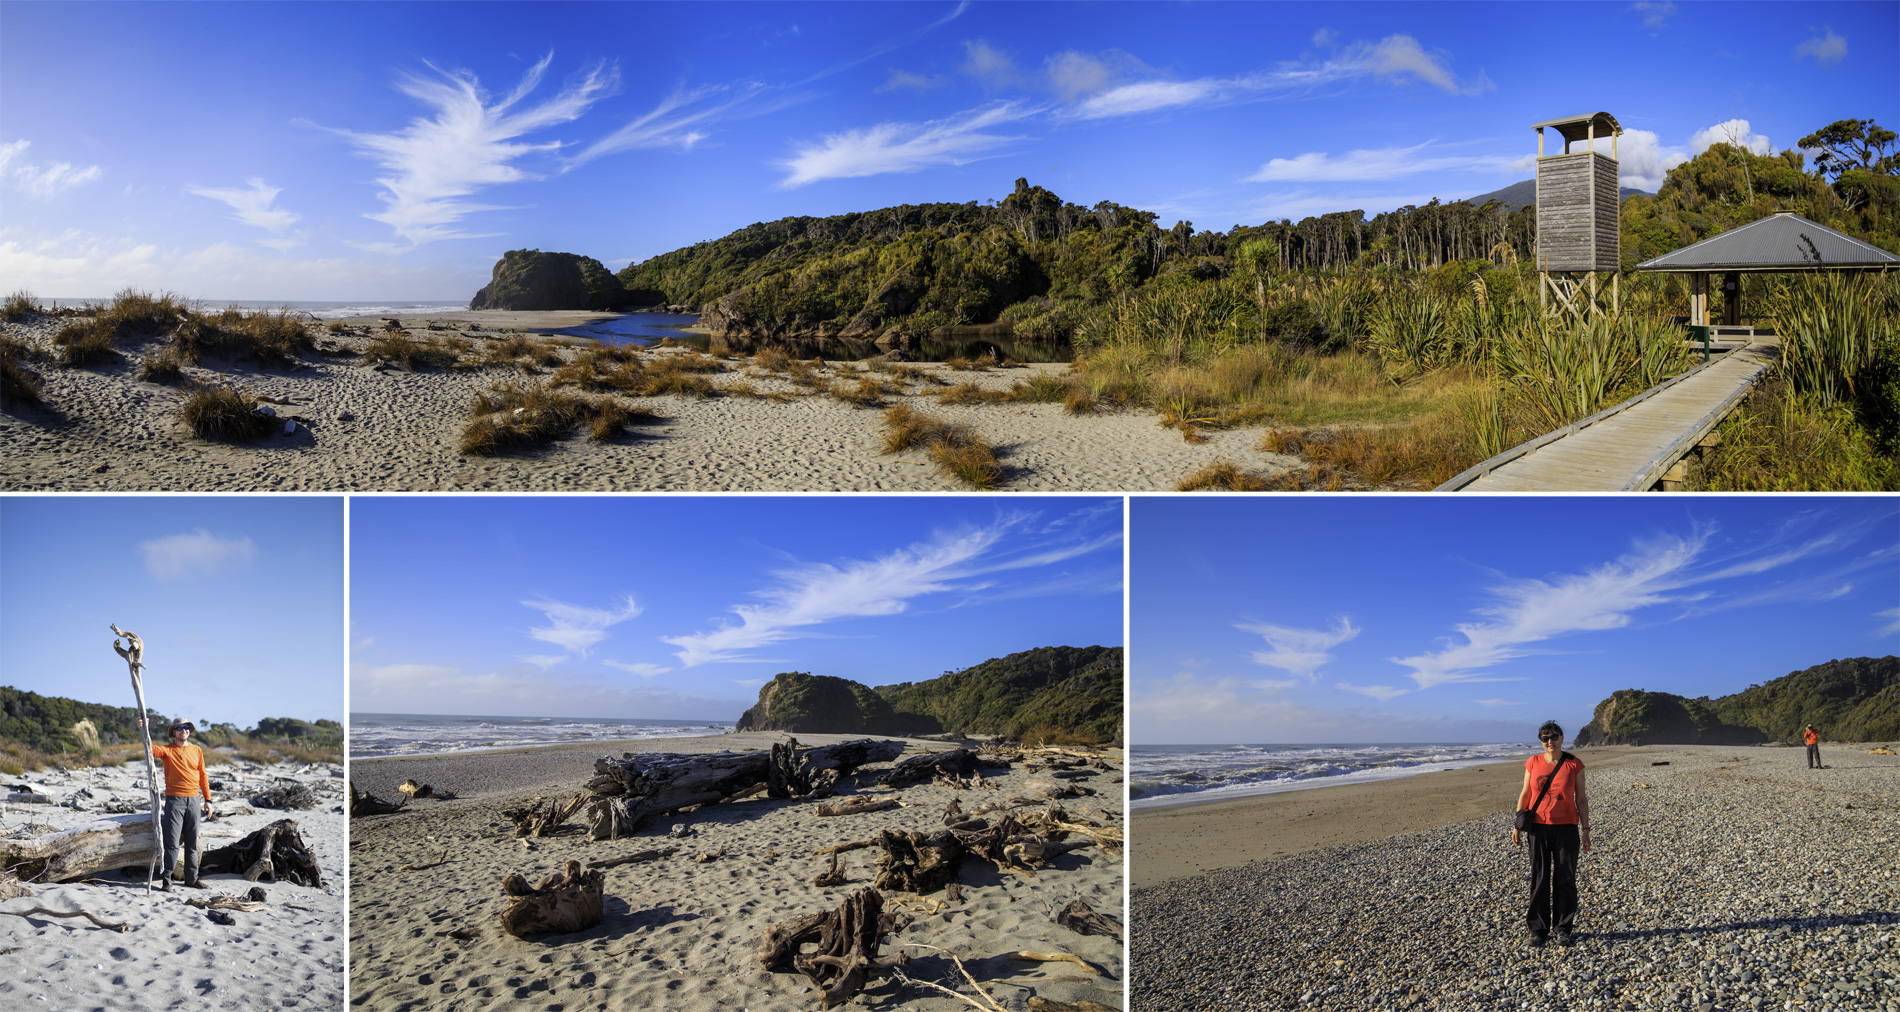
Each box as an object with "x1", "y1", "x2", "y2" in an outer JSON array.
[{"x1": 550, "y1": 313, "x2": 1073, "y2": 363}]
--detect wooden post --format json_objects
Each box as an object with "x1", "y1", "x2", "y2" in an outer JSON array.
[
  {"x1": 110, "y1": 624, "x2": 162, "y2": 894},
  {"x1": 1590, "y1": 272, "x2": 1599, "y2": 315},
  {"x1": 1723, "y1": 272, "x2": 1741, "y2": 326},
  {"x1": 1613, "y1": 272, "x2": 1620, "y2": 313},
  {"x1": 1691, "y1": 273, "x2": 1707, "y2": 326}
]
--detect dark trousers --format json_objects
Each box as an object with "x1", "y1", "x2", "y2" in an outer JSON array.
[
  {"x1": 1806, "y1": 743, "x2": 1821, "y2": 768},
  {"x1": 1526, "y1": 822, "x2": 1579, "y2": 936},
  {"x1": 161, "y1": 795, "x2": 202, "y2": 884}
]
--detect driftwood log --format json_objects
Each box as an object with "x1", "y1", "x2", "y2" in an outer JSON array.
[
  {"x1": 498, "y1": 860, "x2": 604, "y2": 937},
  {"x1": 877, "y1": 748, "x2": 980, "y2": 788},
  {"x1": 199, "y1": 819, "x2": 323, "y2": 887},
  {"x1": 0, "y1": 814, "x2": 238, "y2": 883},
  {"x1": 814, "y1": 798, "x2": 899, "y2": 817},
  {"x1": 758, "y1": 887, "x2": 910, "y2": 1010},
  {"x1": 1055, "y1": 899, "x2": 1122, "y2": 942},
  {"x1": 249, "y1": 783, "x2": 318, "y2": 810},
  {"x1": 583, "y1": 739, "x2": 905, "y2": 840},
  {"x1": 350, "y1": 785, "x2": 406, "y2": 817},
  {"x1": 873, "y1": 828, "x2": 963, "y2": 894}
]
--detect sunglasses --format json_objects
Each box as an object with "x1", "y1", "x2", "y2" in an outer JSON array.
[{"x1": 1538, "y1": 733, "x2": 1561, "y2": 742}]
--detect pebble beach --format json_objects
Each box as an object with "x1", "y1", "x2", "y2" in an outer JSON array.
[
  {"x1": 1130, "y1": 743, "x2": 1900, "y2": 1012},
  {"x1": 349, "y1": 731, "x2": 1125, "y2": 1012},
  {"x1": 0, "y1": 308, "x2": 1292, "y2": 492}
]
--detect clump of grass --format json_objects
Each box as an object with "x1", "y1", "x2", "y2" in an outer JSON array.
[
  {"x1": 481, "y1": 334, "x2": 566, "y2": 369},
  {"x1": 1063, "y1": 388, "x2": 1096, "y2": 415},
  {"x1": 3, "y1": 290, "x2": 40, "y2": 319},
  {"x1": 1003, "y1": 373, "x2": 1071, "y2": 403},
  {"x1": 365, "y1": 331, "x2": 468, "y2": 370},
  {"x1": 1, "y1": 355, "x2": 44, "y2": 410},
  {"x1": 98, "y1": 289, "x2": 188, "y2": 336},
  {"x1": 828, "y1": 376, "x2": 886, "y2": 408},
  {"x1": 1158, "y1": 395, "x2": 1216, "y2": 443},
  {"x1": 1258, "y1": 417, "x2": 1484, "y2": 489},
  {"x1": 1175, "y1": 458, "x2": 1274, "y2": 491},
  {"x1": 179, "y1": 382, "x2": 278, "y2": 441},
  {"x1": 138, "y1": 348, "x2": 186, "y2": 384},
  {"x1": 1689, "y1": 378, "x2": 1898, "y2": 491},
  {"x1": 641, "y1": 356, "x2": 718, "y2": 397},
  {"x1": 935, "y1": 380, "x2": 1010, "y2": 405},
  {"x1": 53, "y1": 318, "x2": 119, "y2": 366},
  {"x1": 170, "y1": 308, "x2": 315, "y2": 368},
  {"x1": 458, "y1": 382, "x2": 659, "y2": 455},
  {"x1": 325, "y1": 319, "x2": 352, "y2": 334},
  {"x1": 752, "y1": 346, "x2": 797, "y2": 373},
  {"x1": 880, "y1": 404, "x2": 1003, "y2": 489}
]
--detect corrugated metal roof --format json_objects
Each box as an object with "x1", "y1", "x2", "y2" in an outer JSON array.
[
  {"x1": 1531, "y1": 113, "x2": 1621, "y2": 144},
  {"x1": 1635, "y1": 212, "x2": 1900, "y2": 272}
]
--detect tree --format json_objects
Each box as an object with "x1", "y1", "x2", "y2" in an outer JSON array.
[{"x1": 1799, "y1": 119, "x2": 1899, "y2": 180}]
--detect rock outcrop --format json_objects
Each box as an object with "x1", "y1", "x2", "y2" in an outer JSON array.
[
  {"x1": 470, "y1": 250, "x2": 628, "y2": 311},
  {"x1": 1573, "y1": 656, "x2": 1898, "y2": 746},
  {"x1": 734, "y1": 672, "x2": 911, "y2": 735}
]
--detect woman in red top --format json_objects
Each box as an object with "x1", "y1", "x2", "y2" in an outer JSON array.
[{"x1": 1511, "y1": 720, "x2": 1590, "y2": 947}]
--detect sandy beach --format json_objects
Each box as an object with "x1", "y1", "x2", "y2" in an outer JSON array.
[
  {"x1": 1130, "y1": 743, "x2": 1900, "y2": 1011},
  {"x1": 0, "y1": 758, "x2": 346, "y2": 1010},
  {"x1": 0, "y1": 308, "x2": 1294, "y2": 492},
  {"x1": 349, "y1": 731, "x2": 1125, "y2": 1012}
]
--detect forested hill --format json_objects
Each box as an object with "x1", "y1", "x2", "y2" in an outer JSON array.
[
  {"x1": 0, "y1": 686, "x2": 342, "y2": 753},
  {"x1": 600, "y1": 117, "x2": 1894, "y2": 341},
  {"x1": 1573, "y1": 656, "x2": 1899, "y2": 746},
  {"x1": 733, "y1": 645, "x2": 1123, "y2": 743}
]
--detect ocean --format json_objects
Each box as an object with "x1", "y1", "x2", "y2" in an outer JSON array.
[
  {"x1": 1130, "y1": 741, "x2": 1527, "y2": 809},
  {"x1": 348, "y1": 712, "x2": 737, "y2": 760},
  {"x1": 46, "y1": 298, "x2": 470, "y2": 320}
]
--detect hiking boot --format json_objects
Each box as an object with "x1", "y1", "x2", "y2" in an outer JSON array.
[
  {"x1": 1557, "y1": 930, "x2": 1576, "y2": 947},
  {"x1": 157, "y1": 879, "x2": 172, "y2": 892},
  {"x1": 1528, "y1": 933, "x2": 1548, "y2": 948},
  {"x1": 184, "y1": 880, "x2": 208, "y2": 889}
]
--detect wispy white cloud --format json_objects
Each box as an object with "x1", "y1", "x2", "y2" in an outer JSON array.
[
  {"x1": 1337, "y1": 682, "x2": 1408, "y2": 701},
  {"x1": 961, "y1": 39, "x2": 1027, "y2": 91},
  {"x1": 521, "y1": 594, "x2": 642, "y2": 660},
  {"x1": 1248, "y1": 141, "x2": 1520, "y2": 183},
  {"x1": 663, "y1": 510, "x2": 1116, "y2": 666},
  {"x1": 573, "y1": 82, "x2": 767, "y2": 164},
  {"x1": 778, "y1": 101, "x2": 1037, "y2": 188},
  {"x1": 318, "y1": 54, "x2": 616, "y2": 250},
  {"x1": 1877, "y1": 607, "x2": 1899, "y2": 638},
  {"x1": 1795, "y1": 29, "x2": 1848, "y2": 66},
  {"x1": 604, "y1": 660, "x2": 672, "y2": 678},
  {"x1": 1629, "y1": 2, "x2": 1676, "y2": 30},
  {"x1": 1235, "y1": 616, "x2": 1360, "y2": 680},
  {"x1": 1324, "y1": 34, "x2": 1493, "y2": 96},
  {"x1": 189, "y1": 178, "x2": 305, "y2": 249},
  {"x1": 140, "y1": 529, "x2": 257, "y2": 582},
  {"x1": 0, "y1": 140, "x2": 102, "y2": 198},
  {"x1": 877, "y1": 69, "x2": 946, "y2": 93}
]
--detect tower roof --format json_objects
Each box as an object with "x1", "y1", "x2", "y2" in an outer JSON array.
[{"x1": 1531, "y1": 112, "x2": 1622, "y2": 143}]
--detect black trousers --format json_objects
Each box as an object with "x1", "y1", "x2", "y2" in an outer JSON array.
[
  {"x1": 1807, "y1": 743, "x2": 1821, "y2": 768},
  {"x1": 1526, "y1": 822, "x2": 1579, "y2": 936}
]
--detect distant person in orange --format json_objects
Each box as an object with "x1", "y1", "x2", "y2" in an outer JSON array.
[
  {"x1": 1511, "y1": 720, "x2": 1590, "y2": 947},
  {"x1": 137, "y1": 717, "x2": 212, "y2": 890},
  {"x1": 1804, "y1": 724, "x2": 1822, "y2": 769}
]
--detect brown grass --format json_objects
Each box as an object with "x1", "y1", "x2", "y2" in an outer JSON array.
[
  {"x1": 881, "y1": 404, "x2": 1003, "y2": 489},
  {"x1": 180, "y1": 383, "x2": 278, "y2": 441},
  {"x1": 138, "y1": 349, "x2": 186, "y2": 384},
  {"x1": 2, "y1": 343, "x2": 45, "y2": 410},
  {"x1": 365, "y1": 331, "x2": 469, "y2": 370},
  {"x1": 458, "y1": 383, "x2": 659, "y2": 454},
  {"x1": 3, "y1": 290, "x2": 40, "y2": 320},
  {"x1": 935, "y1": 380, "x2": 1010, "y2": 405},
  {"x1": 1175, "y1": 458, "x2": 1275, "y2": 491},
  {"x1": 1014, "y1": 723, "x2": 1107, "y2": 748},
  {"x1": 827, "y1": 376, "x2": 887, "y2": 408},
  {"x1": 53, "y1": 318, "x2": 118, "y2": 366}
]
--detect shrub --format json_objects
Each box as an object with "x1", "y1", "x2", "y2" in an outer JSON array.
[{"x1": 179, "y1": 383, "x2": 277, "y2": 441}]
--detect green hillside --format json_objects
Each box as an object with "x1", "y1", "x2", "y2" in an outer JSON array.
[
  {"x1": 1574, "y1": 656, "x2": 1898, "y2": 746},
  {"x1": 0, "y1": 686, "x2": 342, "y2": 753}
]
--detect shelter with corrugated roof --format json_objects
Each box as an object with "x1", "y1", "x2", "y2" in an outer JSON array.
[{"x1": 1634, "y1": 210, "x2": 1900, "y2": 325}]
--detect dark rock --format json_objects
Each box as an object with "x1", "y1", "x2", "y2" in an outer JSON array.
[
  {"x1": 734, "y1": 672, "x2": 908, "y2": 735},
  {"x1": 470, "y1": 250, "x2": 628, "y2": 312}
]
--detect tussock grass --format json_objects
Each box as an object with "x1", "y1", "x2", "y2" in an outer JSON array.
[
  {"x1": 97, "y1": 289, "x2": 189, "y2": 336},
  {"x1": 179, "y1": 382, "x2": 277, "y2": 441},
  {"x1": 1689, "y1": 378, "x2": 1898, "y2": 491},
  {"x1": 482, "y1": 334, "x2": 566, "y2": 369},
  {"x1": 827, "y1": 376, "x2": 886, "y2": 408},
  {"x1": 365, "y1": 331, "x2": 469, "y2": 370},
  {"x1": 1003, "y1": 372, "x2": 1071, "y2": 403},
  {"x1": 1175, "y1": 458, "x2": 1274, "y2": 491},
  {"x1": 458, "y1": 382, "x2": 659, "y2": 455},
  {"x1": 53, "y1": 318, "x2": 119, "y2": 366},
  {"x1": 752, "y1": 347, "x2": 797, "y2": 373},
  {"x1": 1014, "y1": 723, "x2": 1109, "y2": 748},
  {"x1": 3, "y1": 290, "x2": 40, "y2": 320},
  {"x1": 718, "y1": 379, "x2": 796, "y2": 403},
  {"x1": 1063, "y1": 388, "x2": 1096, "y2": 415},
  {"x1": 2, "y1": 335, "x2": 46, "y2": 410},
  {"x1": 138, "y1": 349, "x2": 186, "y2": 384},
  {"x1": 881, "y1": 404, "x2": 1003, "y2": 489},
  {"x1": 934, "y1": 380, "x2": 1009, "y2": 405},
  {"x1": 1258, "y1": 417, "x2": 1486, "y2": 489}
]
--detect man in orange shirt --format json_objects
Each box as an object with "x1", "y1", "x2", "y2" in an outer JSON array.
[
  {"x1": 1804, "y1": 724, "x2": 1822, "y2": 769},
  {"x1": 138, "y1": 717, "x2": 213, "y2": 890}
]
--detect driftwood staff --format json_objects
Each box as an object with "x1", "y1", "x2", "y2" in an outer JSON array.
[{"x1": 110, "y1": 623, "x2": 161, "y2": 895}]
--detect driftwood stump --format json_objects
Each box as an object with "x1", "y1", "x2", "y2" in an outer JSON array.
[
  {"x1": 872, "y1": 829, "x2": 963, "y2": 894},
  {"x1": 498, "y1": 860, "x2": 604, "y2": 937},
  {"x1": 349, "y1": 785, "x2": 406, "y2": 817},
  {"x1": 200, "y1": 818, "x2": 323, "y2": 887},
  {"x1": 502, "y1": 793, "x2": 588, "y2": 838},
  {"x1": 584, "y1": 739, "x2": 906, "y2": 840},
  {"x1": 758, "y1": 887, "x2": 909, "y2": 1010}
]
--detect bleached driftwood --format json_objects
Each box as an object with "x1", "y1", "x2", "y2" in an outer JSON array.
[
  {"x1": 877, "y1": 748, "x2": 980, "y2": 788},
  {"x1": 0, "y1": 905, "x2": 129, "y2": 933},
  {"x1": 0, "y1": 815, "x2": 238, "y2": 883},
  {"x1": 110, "y1": 623, "x2": 163, "y2": 893},
  {"x1": 498, "y1": 860, "x2": 604, "y2": 937},
  {"x1": 814, "y1": 798, "x2": 899, "y2": 817},
  {"x1": 502, "y1": 793, "x2": 588, "y2": 838},
  {"x1": 583, "y1": 739, "x2": 906, "y2": 840},
  {"x1": 758, "y1": 887, "x2": 910, "y2": 1010}
]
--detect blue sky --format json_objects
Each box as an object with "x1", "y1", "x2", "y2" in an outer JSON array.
[
  {"x1": 1131, "y1": 496, "x2": 1899, "y2": 745},
  {"x1": 3, "y1": 1, "x2": 1892, "y2": 301},
  {"x1": 348, "y1": 496, "x2": 1122, "y2": 720},
  {"x1": 0, "y1": 496, "x2": 345, "y2": 729}
]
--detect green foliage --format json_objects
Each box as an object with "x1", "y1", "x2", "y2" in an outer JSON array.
[
  {"x1": 1574, "y1": 656, "x2": 1898, "y2": 745},
  {"x1": 1771, "y1": 270, "x2": 1900, "y2": 408},
  {"x1": 471, "y1": 249, "x2": 629, "y2": 311},
  {"x1": 733, "y1": 672, "x2": 908, "y2": 734},
  {"x1": 0, "y1": 687, "x2": 343, "y2": 755},
  {"x1": 874, "y1": 645, "x2": 1123, "y2": 742}
]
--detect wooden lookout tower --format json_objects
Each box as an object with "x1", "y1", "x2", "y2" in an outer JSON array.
[{"x1": 1533, "y1": 112, "x2": 1623, "y2": 316}]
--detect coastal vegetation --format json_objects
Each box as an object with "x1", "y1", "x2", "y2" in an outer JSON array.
[
  {"x1": 1572, "y1": 656, "x2": 1899, "y2": 746},
  {"x1": 179, "y1": 382, "x2": 279, "y2": 441},
  {"x1": 0, "y1": 686, "x2": 344, "y2": 771},
  {"x1": 733, "y1": 645, "x2": 1123, "y2": 743}
]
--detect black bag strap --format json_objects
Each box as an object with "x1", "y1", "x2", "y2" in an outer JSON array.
[{"x1": 1524, "y1": 753, "x2": 1567, "y2": 821}]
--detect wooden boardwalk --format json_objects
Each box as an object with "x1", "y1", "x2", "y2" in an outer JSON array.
[{"x1": 1439, "y1": 336, "x2": 1780, "y2": 491}]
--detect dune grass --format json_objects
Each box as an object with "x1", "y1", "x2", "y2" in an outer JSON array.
[
  {"x1": 52, "y1": 318, "x2": 119, "y2": 366},
  {"x1": 3, "y1": 290, "x2": 40, "y2": 320},
  {"x1": 179, "y1": 382, "x2": 279, "y2": 441},
  {"x1": 458, "y1": 382, "x2": 661, "y2": 455},
  {"x1": 137, "y1": 348, "x2": 186, "y2": 384},
  {"x1": 364, "y1": 331, "x2": 470, "y2": 370},
  {"x1": 881, "y1": 404, "x2": 1003, "y2": 489},
  {"x1": 172, "y1": 307, "x2": 316, "y2": 368},
  {"x1": 1174, "y1": 458, "x2": 1275, "y2": 491},
  {"x1": 2, "y1": 335, "x2": 46, "y2": 410},
  {"x1": 827, "y1": 376, "x2": 887, "y2": 408}
]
